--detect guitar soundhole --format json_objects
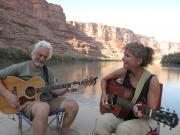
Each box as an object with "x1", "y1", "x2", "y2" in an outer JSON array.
[{"x1": 25, "y1": 86, "x2": 35, "y2": 97}]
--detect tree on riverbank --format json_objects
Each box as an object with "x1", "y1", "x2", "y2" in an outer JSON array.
[
  {"x1": 0, "y1": 47, "x2": 31, "y2": 62},
  {"x1": 161, "y1": 52, "x2": 180, "y2": 64},
  {"x1": 0, "y1": 47, "x2": 118, "y2": 64}
]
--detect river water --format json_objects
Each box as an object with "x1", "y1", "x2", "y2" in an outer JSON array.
[
  {"x1": 1, "y1": 61, "x2": 180, "y2": 116},
  {"x1": 46, "y1": 61, "x2": 180, "y2": 116}
]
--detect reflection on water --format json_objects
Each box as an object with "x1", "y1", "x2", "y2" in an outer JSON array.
[
  {"x1": 49, "y1": 61, "x2": 180, "y2": 115},
  {"x1": 148, "y1": 64, "x2": 180, "y2": 82}
]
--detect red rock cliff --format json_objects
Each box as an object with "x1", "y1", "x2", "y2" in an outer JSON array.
[{"x1": 0, "y1": 0, "x2": 179, "y2": 59}]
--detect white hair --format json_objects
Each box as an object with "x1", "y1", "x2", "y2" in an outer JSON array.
[{"x1": 31, "y1": 40, "x2": 53, "y2": 59}]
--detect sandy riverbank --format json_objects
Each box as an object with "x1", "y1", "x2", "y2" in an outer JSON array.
[
  {"x1": 0, "y1": 102, "x2": 179, "y2": 135},
  {"x1": 0, "y1": 103, "x2": 99, "y2": 135}
]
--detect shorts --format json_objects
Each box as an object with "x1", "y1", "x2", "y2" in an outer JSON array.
[{"x1": 22, "y1": 96, "x2": 65, "y2": 120}]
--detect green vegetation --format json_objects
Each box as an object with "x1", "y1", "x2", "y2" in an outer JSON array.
[
  {"x1": 161, "y1": 52, "x2": 180, "y2": 64},
  {"x1": 0, "y1": 47, "x2": 120, "y2": 64},
  {"x1": 49, "y1": 53, "x2": 120, "y2": 64},
  {"x1": 0, "y1": 47, "x2": 31, "y2": 62}
]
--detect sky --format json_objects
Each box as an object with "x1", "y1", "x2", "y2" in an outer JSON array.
[{"x1": 47, "y1": 0, "x2": 180, "y2": 43}]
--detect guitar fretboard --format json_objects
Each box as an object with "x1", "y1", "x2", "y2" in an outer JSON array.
[{"x1": 36, "y1": 82, "x2": 79, "y2": 93}]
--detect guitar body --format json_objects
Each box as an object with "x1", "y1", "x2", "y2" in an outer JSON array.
[
  {"x1": 0, "y1": 76, "x2": 45, "y2": 114},
  {"x1": 0, "y1": 76, "x2": 98, "y2": 114},
  {"x1": 100, "y1": 79, "x2": 134, "y2": 117},
  {"x1": 100, "y1": 80, "x2": 179, "y2": 128}
]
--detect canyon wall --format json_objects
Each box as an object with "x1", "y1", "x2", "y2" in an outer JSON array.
[{"x1": 0, "y1": 0, "x2": 179, "y2": 59}]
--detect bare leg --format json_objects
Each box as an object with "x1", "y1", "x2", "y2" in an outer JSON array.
[
  {"x1": 31, "y1": 101, "x2": 50, "y2": 135},
  {"x1": 60, "y1": 99, "x2": 79, "y2": 135}
]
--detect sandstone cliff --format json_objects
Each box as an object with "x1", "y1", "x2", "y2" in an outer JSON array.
[{"x1": 0, "y1": 0, "x2": 179, "y2": 60}]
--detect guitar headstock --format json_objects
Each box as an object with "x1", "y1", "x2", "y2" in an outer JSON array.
[
  {"x1": 80, "y1": 76, "x2": 98, "y2": 87},
  {"x1": 151, "y1": 108, "x2": 179, "y2": 129}
]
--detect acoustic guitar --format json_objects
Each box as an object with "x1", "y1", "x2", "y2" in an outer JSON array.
[
  {"x1": 100, "y1": 79, "x2": 179, "y2": 129},
  {"x1": 0, "y1": 76, "x2": 98, "y2": 114},
  {"x1": 100, "y1": 79, "x2": 134, "y2": 117}
]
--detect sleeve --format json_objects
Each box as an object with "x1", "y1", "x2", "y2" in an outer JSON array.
[{"x1": 0, "y1": 64, "x2": 20, "y2": 78}]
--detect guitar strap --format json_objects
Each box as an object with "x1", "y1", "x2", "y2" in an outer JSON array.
[
  {"x1": 131, "y1": 69, "x2": 151, "y2": 103},
  {"x1": 43, "y1": 65, "x2": 49, "y2": 85},
  {"x1": 42, "y1": 65, "x2": 55, "y2": 101}
]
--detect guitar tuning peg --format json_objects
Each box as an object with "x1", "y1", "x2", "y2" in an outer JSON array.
[
  {"x1": 173, "y1": 110, "x2": 175, "y2": 113},
  {"x1": 166, "y1": 108, "x2": 170, "y2": 111}
]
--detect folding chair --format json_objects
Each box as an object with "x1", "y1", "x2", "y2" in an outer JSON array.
[{"x1": 16, "y1": 107, "x2": 65, "y2": 135}]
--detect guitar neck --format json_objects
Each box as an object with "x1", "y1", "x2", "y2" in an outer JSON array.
[
  {"x1": 36, "y1": 82, "x2": 77, "y2": 93},
  {"x1": 34, "y1": 76, "x2": 97, "y2": 93},
  {"x1": 115, "y1": 96, "x2": 179, "y2": 128}
]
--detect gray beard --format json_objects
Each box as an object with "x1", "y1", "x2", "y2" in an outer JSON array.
[
  {"x1": 34, "y1": 61, "x2": 44, "y2": 67},
  {"x1": 34, "y1": 58, "x2": 46, "y2": 67}
]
